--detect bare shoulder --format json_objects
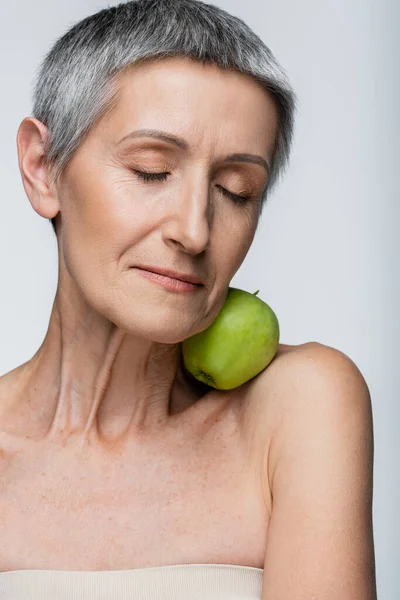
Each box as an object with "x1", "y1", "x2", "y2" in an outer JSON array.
[
  {"x1": 245, "y1": 340, "x2": 371, "y2": 434},
  {"x1": 240, "y1": 341, "x2": 373, "y2": 511},
  {"x1": 238, "y1": 341, "x2": 315, "y2": 435},
  {"x1": 0, "y1": 364, "x2": 27, "y2": 422},
  {"x1": 267, "y1": 340, "x2": 371, "y2": 418},
  {"x1": 248, "y1": 343, "x2": 376, "y2": 597}
]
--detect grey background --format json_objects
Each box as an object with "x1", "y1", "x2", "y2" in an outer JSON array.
[{"x1": 0, "y1": 0, "x2": 398, "y2": 597}]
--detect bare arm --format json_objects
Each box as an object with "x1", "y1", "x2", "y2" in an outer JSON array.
[{"x1": 260, "y1": 344, "x2": 377, "y2": 599}]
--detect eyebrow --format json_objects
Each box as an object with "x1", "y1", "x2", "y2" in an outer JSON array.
[{"x1": 117, "y1": 128, "x2": 270, "y2": 174}]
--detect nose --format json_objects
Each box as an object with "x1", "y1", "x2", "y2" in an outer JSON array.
[{"x1": 161, "y1": 179, "x2": 212, "y2": 255}]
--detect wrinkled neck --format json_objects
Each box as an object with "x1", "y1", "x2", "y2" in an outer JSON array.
[{"x1": 16, "y1": 291, "x2": 191, "y2": 448}]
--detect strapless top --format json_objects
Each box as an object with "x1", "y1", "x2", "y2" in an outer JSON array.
[{"x1": 0, "y1": 563, "x2": 264, "y2": 599}]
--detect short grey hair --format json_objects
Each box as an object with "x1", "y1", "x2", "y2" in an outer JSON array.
[{"x1": 31, "y1": 0, "x2": 298, "y2": 234}]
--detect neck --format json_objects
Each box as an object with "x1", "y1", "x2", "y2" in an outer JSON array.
[{"x1": 13, "y1": 291, "x2": 208, "y2": 449}]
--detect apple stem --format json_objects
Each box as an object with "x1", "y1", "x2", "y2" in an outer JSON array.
[{"x1": 253, "y1": 290, "x2": 259, "y2": 296}]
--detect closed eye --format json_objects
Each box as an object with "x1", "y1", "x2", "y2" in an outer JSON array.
[
  {"x1": 132, "y1": 170, "x2": 251, "y2": 205},
  {"x1": 133, "y1": 170, "x2": 169, "y2": 183}
]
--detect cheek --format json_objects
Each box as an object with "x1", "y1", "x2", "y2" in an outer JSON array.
[
  {"x1": 61, "y1": 169, "x2": 139, "y2": 260},
  {"x1": 216, "y1": 214, "x2": 258, "y2": 276},
  {"x1": 58, "y1": 177, "x2": 130, "y2": 307}
]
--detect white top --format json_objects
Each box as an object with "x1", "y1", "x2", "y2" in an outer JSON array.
[{"x1": 0, "y1": 563, "x2": 264, "y2": 599}]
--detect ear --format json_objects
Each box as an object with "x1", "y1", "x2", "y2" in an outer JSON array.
[{"x1": 16, "y1": 117, "x2": 60, "y2": 220}]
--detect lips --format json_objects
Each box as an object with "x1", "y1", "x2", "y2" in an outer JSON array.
[
  {"x1": 134, "y1": 265, "x2": 203, "y2": 285},
  {"x1": 134, "y1": 268, "x2": 202, "y2": 293}
]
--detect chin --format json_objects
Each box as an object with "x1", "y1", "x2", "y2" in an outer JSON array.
[{"x1": 112, "y1": 317, "x2": 194, "y2": 345}]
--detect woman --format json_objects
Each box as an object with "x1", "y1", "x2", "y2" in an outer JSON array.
[{"x1": 0, "y1": 0, "x2": 377, "y2": 598}]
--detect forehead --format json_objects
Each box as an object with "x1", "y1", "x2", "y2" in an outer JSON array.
[{"x1": 95, "y1": 57, "x2": 278, "y2": 157}]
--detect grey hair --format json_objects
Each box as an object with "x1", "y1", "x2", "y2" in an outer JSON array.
[{"x1": 31, "y1": 0, "x2": 298, "y2": 234}]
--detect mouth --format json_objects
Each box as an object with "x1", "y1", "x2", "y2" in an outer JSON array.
[
  {"x1": 133, "y1": 265, "x2": 203, "y2": 285},
  {"x1": 132, "y1": 267, "x2": 203, "y2": 293}
]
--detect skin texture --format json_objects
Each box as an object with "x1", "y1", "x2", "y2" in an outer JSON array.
[
  {"x1": 10, "y1": 56, "x2": 278, "y2": 448},
  {"x1": 0, "y1": 57, "x2": 377, "y2": 596},
  {"x1": 243, "y1": 343, "x2": 377, "y2": 599}
]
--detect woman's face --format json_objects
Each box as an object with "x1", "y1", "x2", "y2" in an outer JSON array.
[{"x1": 54, "y1": 57, "x2": 278, "y2": 343}]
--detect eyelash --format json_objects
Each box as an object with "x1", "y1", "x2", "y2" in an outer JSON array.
[{"x1": 133, "y1": 170, "x2": 251, "y2": 205}]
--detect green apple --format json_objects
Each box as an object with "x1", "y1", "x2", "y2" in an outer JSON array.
[{"x1": 181, "y1": 287, "x2": 279, "y2": 390}]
